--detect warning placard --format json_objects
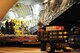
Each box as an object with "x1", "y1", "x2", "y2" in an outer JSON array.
[{"x1": 46, "y1": 26, "x2": 64, "y2": 31}]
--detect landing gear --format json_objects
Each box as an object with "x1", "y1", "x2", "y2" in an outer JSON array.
[
  {"x1": 46, "y1": 43, "x2": 51, "y2": 52},
  {"x1": 46, "y1": 42, "x2": 55, "y2": 53},
  {"x1": 41, "y1": 40, "x2": 55, "y2": 53}
]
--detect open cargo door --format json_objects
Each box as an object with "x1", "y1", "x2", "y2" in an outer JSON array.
[
  {"x1": 0, "y1": 0, "x2": 79, "y2": 33},
  {"x1": 31, "y1": 0, "x2": 80, "y2": 33}
]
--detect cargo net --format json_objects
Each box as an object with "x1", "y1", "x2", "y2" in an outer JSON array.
[
  {"x1": 32, "y1": 0, "x2": 79, "y2": 33},
  {"x1": 41, "y1": 0, "x2": 78, "y2": 25}
]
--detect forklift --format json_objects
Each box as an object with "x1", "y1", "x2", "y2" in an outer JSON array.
[{"x1": 38, "y1": 26, "x2": 71, "y2": 53}]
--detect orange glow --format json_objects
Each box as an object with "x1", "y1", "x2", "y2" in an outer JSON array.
[{"x1": 0, "y1": 0, "x2": 17, "y2": 20}]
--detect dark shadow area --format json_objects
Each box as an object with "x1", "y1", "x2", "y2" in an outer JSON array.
[
  {"x1": 0, "y1": 42, "x2": 40, "y2": 48},
  {"x1": 49, "y1": 3, "x2": 80, "y2": 32}
]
